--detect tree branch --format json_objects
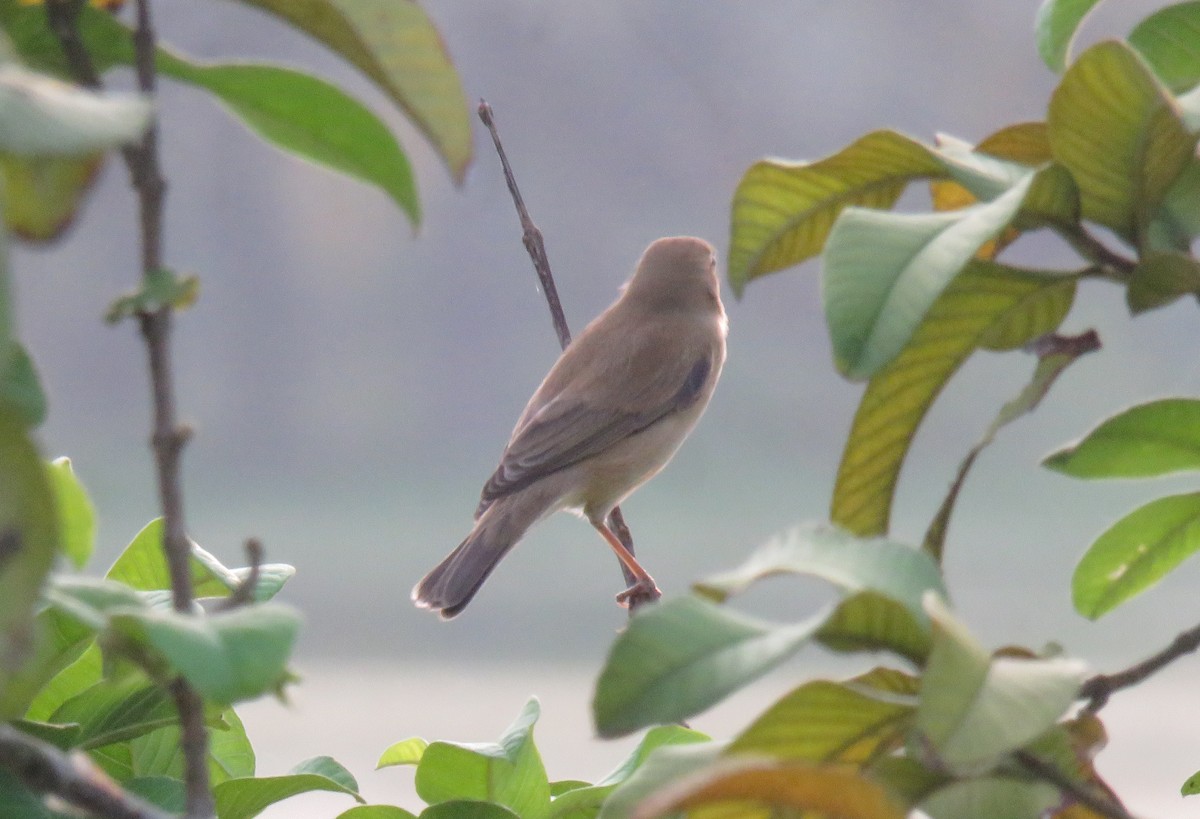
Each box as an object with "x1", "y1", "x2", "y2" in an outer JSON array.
[
  {"x1": 1054, "y1": 224, "x2": 1138, "y2": 282},
  {"x1": 1079, "y1": 617, "x2": 1200, "y2": 715},
  {"x1": 0, "y1": 725, "x2": 173, "y2": 819},
  {"x1": 1013, "y1": 750, "x2": 1136, "y2": 819},
  {"x1": 46, "y1": 2, "x2": 214, "y2": 814},
  {"x1": 216, "y1": 538, "x2": 264, "y2": 611},
  {"x1": 477, "y1": 100, "x2": 657, "y2": 610}
]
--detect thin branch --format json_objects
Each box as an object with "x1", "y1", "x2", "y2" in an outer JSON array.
[
  {"x1": 1054, "y1": 224, "x2": 1138, "y2": 282},
  {"x1": 0, "y1": 725, "x2": 173, "y2": 819},
  {"x1": 216, "y1": 538, "x2": 264, "y2": 611},
  {"x1": 477, "y1": 101, "x2": 572, "y2": 350},
  {"x1": 1079, "y1": 618, "x2": 1200, "y2": 715},
  {"x1": 1014, "y1": 750, "x2": 1137, "y2": 819},
  {"x1": 43, "y1": 0, "x2": 100, "y2": 88},
  {"x1": 46, "y1": 2, "x2": 214, "y2": 814},
  {"x1": 477, "y1": 100, "x2": 656, "y2": 609}
]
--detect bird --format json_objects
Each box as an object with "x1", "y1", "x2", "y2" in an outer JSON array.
[{"x1": 412, "y1": 236, "x2": 728, "y2": 619}]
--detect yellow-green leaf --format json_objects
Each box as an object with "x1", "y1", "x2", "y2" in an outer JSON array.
[
  {"x1": 831, "y1": 262, "x2": 1076, "y2": 536},
  {"x1": 0, "y1": 409, "x2": 57, "y2": 712},
  {"x1": 1034, "y1": 0, "x2": 1106, "y2": 72},
  {"x1": 1, "y1": 153, "x2": 103, "y2": 242},
  {"x1": 728, "y1": 130, "x2": 948, "y2": 295},
  {"x1": 727, "y1": 667, "x2": 917, "y2": 763},
  {"x1": 1047, "y1": 40, "x2": 1197, "y2": 242},
  {"x1": 629, "y1": 759, "x2": 906, "y2": 819},
  {"x1": 232, "y1": 0, "x2": 472, "y2": 183}
]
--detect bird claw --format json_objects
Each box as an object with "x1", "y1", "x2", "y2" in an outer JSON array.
[{"x1": 616, "y1": 578, "x2": 661, "y2": 610}]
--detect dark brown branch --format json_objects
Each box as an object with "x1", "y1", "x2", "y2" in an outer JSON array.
[
  {"x1": 1054, "y1": 225, "x2": 1137, "y2": 282},
  {"x1": 1079, "y1": 618, "x2": 1200, "y2": 715},
  {"x1": 125, "y1": 3, "x2": 210, "y2": 814},
  {"x1": 1014, "y1": 751, "x2": 1136, "y2": 819},
  {"x1": 47, "y1": 2, "x2": 214, "y2": 815},
  {"x1": 477, "y1": 100, "x2": 572, "y2": 351},
  {"x1": 0, "y1": 725, "x2": 172, "y2": 819},
  {"x1": 477, "y1": 100, "x2": 657, "y2": 609},
  {"x1": 43, "y1": 0, "x2": 101, "y2": 88},
  {"x1": 217, "y1": 538, "x2": 264, "y2": 611}
]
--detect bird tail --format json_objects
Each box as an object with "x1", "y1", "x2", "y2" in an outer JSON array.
[{"x1": 411, "y1": 491, "x2": 548, "y2": 618}]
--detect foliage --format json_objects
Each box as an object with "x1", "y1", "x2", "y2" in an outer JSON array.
[
  {"x1": 0, "y1": 0, "x2": 473, "y2": 815},
  {"x1": 4, "y1": 0, "x2": 1200, "y2": 816},
  {"x1": 581, "y1": 0, "x2": 1200, "y2": 815}
]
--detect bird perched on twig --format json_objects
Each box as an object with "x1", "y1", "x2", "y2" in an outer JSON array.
[{"x1": 412, "y1": 236, "x2": 728, "y2": 618}]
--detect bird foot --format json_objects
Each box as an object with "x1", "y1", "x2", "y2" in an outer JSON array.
[{"x1": 616, "y1": 578, "x2": 661, "y2": 610}]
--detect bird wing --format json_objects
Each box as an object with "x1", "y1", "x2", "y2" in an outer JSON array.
[{"x1": 476, "y1": 335, "x2": 713, "y2": 511}]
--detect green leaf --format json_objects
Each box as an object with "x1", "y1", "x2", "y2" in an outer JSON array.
[
  {"x1": 597, "y1": 742, "x2": 723, "y2": 819},
  {"x1": 420, "y1": 803, "x2": 518, "y2": 819},
  {"x1": 0, "y1": 607, "x2": 93, "y2": 721},
  {"x1": 214, "y1": 756, "x2": 364, "y2": 819},
  {"x1": 621, "y1": 758, "x2": 907, "y2": 819},
  {"x1": 1072, "y1": 491, "x2": 1200, "y2": 617},
  {"x1": 338, "y1": 807, "x2": 418, "y2": 819},
  {"x1": 49, "y1": 676, "x2": 181, "y2": 749},
  {"x1": 415, "y1": 698, "x2": 550, "y2": 819},
  {"x1": 125, "y1": 707, "x2": 255, "y2": 785},
  {"x1": 1127, "y1": 251, "x2": 1200, "y2": 312},
  {"x1": 546, "y1": 726, "x2": 709, "y2": 818},
  {"x1": 0, "y1": 409, "x2": 57, "y2": 708},
  {"x1": 377, "y1": 737, "x2": 428, "y2": 769},
  {"x1": 924, "y1": 331, "x2": 1100, "y2": 560},
  {"x1": 695, "y1": 523, "x2": 947, "y2": 632},
  {"x1": 1, "y1": 153, "x2": 104, "y2": 243},
  {"x1": 1129, "y1": 1, "x2": 1200, "y2": 92},
  {"x1": 914, "y1": 596, "x2": 1085, "y2": 775},
  {"x1": 727, "y1": 667, "x2": 917, "y2": 764},
  {"x1": 1146, "y1": 158, "x2": 1200, "y2": 250},
  {"x1": 109, "y1": 603, "x2": 300, "y2": 705},
  {"x1": 230, "y1": 0, "x2": 471, "y2": 183},
  {"x1": 919, "y1": 777, "x2": 1059, "y2": 819},
  {"x1": 1183, "y1": 768, "x2": 1200, "y2": 795},
  {"x1": 0, "y1": 64, "x2": 149, "y2": 155},
  {"x1": 0, "y1": 342, "x2": 46, "y2": 427},
  {"x1": 46, "y1": 458, "x2": 95, "y2": 569},
  {"x1": 1047, "y1": 40, "x2": 1197, "y2": 242},
  {"x1": 104, "y1": 267, "x2": 199, "y2": 324},
  {"x1": 727, "y1": 130, "x2": 947, "y2": 295},
  {"x1": 23, "y1": 640, "x2": 102, "y2": 722},
  {"x1": 592, "y1": 596, "x2": 828, "y2": 738},
  {"x1": 1034, "y1": 0, "x2": 1105, "y2": 72},
  {"x1": 107, "y1": 518, "x2": 293, "y2": 602},
  {"x1": 1044, "y1": 398, "x2": 1200, "y2": 478},
  {"x1": 823, "y1": 174, "x2": 1034, "y2": 379},
  {"x1": 125, "y1": 776, "x2": 186, "y2": 813},
  {"x1": 2, "y1": 5, "x2": 421, "y2": 224},
  {"x1": 815, "y1": 591, "x2": 933, "y2": 664},
  {"x1": 832, "y1": 263, "x2": 1076, "y2": 536},
  {"x1": 160, "y1": 59, "x2": 419, "y2": 225}
]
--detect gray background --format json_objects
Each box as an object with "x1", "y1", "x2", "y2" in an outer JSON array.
[{"x1": 12, "y1": 1, "x2": 1200, "y2": 814}]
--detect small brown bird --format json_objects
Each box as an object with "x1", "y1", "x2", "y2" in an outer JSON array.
[{"x1": 412, "y1": 236, "x2": 727, "y2": 618}]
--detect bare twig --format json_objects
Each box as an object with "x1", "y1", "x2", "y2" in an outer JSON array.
[
  {"x1": 46, "y1": 2, "x2": 214, "y2": 814},
  {"x1": 0, "y1": 725, "x2": 173, "y2": 819},
  {"x1": 125, "y1": 2, "x2": 212, "y2": 814},
  {"x1": 1014, "y1": 750, "x2": 1136, "y2": 819},
  {"x1": 217, "y1": 538, "x2": 264, "y2": 610},
  {"x1": 1079, "y1": 618, "x2": 1200, "y2": 715},
  {"x1": 477, "y1": 100, "x2": 653, "y2": 607}
]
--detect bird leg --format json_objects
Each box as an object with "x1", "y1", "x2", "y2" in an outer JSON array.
[{"x1": 592, "y1": 519, "x2": 661, "y2": 608}]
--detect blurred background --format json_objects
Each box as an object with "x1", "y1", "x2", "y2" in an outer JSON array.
[{"x1": 12, "y1": 0, "x2": 1200, "y2": 814}]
